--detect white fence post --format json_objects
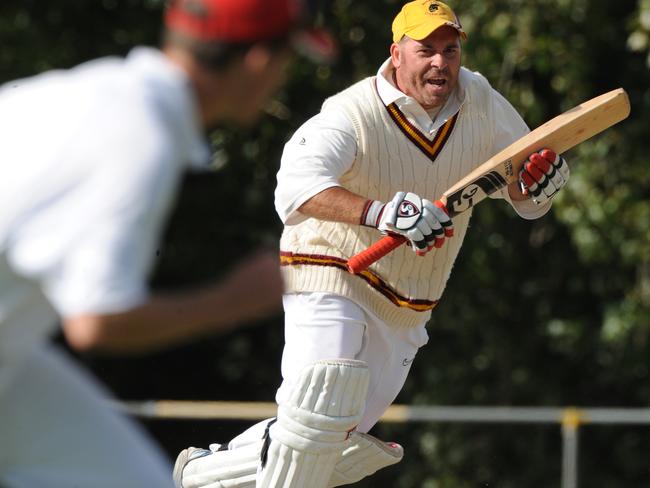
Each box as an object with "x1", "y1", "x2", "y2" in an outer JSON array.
[{"x1": 561, "y1": 408, "x2": 583, "y2": 488}]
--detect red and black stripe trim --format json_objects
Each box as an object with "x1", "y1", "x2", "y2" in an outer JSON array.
[
  {"x1": 385, "y1": 103, "x2": 458, "y2": 162},
  {"x1": 359, "y1": 199, "x2": 374, "y2": 226},
  {"x1": 280, "y1": 251, "x2": 438, "y2": 312}
]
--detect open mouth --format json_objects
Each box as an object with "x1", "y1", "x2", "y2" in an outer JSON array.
[{"x1": 427, "y1": 78, "x2": 446, "y2": 86}]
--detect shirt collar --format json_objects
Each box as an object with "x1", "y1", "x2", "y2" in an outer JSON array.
[
  {"x1": 126, "y1": 47, "x2": 211, "y2": 170},
  {"x1": 376, "y1": 57, "x2": 466, "y2": 135}
]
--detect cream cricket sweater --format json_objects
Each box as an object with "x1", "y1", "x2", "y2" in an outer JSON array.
[{"x1": 280, "y1": 71, "x2": 497, "y2": 327}]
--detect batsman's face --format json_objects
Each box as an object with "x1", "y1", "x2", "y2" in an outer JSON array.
[{"x1": 391, "y1": 26, "x2": 461, "y2": 110}]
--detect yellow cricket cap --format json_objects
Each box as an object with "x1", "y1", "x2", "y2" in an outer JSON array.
[{"x1": 392, "y1": 1, "x2": 467, "y2": 43}]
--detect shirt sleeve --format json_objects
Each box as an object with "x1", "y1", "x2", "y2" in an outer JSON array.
[
  {"x1": 487, "y1": 89, "x2": 553, "y2": 220},
  {"x1": 274, "y1": 109, "x2": 358, "y2": 225}
]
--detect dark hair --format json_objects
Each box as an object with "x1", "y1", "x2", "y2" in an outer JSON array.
[{"x1": 162, "y1": 29, "x2": 290, "y2": 70}]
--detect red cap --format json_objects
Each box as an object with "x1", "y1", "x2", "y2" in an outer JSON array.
[{"x1": 165, "y1": 0, "x2": 337, "y2": 63}]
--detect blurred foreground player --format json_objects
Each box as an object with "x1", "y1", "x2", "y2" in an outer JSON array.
[{"x1": 0, "y1": 0, "x2": 334, "y2": 486}]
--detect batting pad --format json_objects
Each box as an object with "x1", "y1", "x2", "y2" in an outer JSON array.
[
  {"x1": 256, "y1": 359, "x2": 369, "y2": 488},
  {"x1": 174, "y1": 430, "x2": 400, "y2": 487}
]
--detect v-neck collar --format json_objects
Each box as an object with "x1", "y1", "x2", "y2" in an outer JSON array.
[{"x1": 384, "y1": 99, "x2": 459, "y2": 161}]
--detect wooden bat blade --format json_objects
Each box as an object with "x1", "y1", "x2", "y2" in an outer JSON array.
[
  {"x1": 347, "y1": 88, "x2": 631, "y2": 274},
  {"x1": 444, "y1": 87, "x2": 630, "y2": 217}
]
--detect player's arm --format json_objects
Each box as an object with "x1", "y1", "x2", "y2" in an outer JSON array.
[
  {"x1": 278, "y1": 111, "x2": 452, "y2": 255},
  {"x1": 51, "y1": 128, "x2": 283, "y2": 354},
  {"x1": 301, "y1": 187, "x2": 453, "y2": 255},
  {"x1": 63, "y1": 250, "x2": 283, "y2": 354},
  {"x1": 296, "y1": 186, "x2": 368, "y2": 224}
]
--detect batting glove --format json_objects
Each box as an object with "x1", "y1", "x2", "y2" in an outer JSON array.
[
  {"x1": 361, "y1": 191, "x2": 453, "y2": 255},
  {"x1": 519, "y1": 149, "x2": 570, "y2": 205}
]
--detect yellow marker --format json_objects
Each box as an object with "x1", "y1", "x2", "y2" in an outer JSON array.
[{"x1": 561, "y1": 407, "x2": 588, "y2": 430}]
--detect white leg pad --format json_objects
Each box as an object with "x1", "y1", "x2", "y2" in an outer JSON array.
[
  {"x1": 256, "y1": 359, "x2": 369, "y2": 488},
  {"x1": 174, "y1": 429, "x2": 401, "y2": 488},
  {"x1": 329, "y1": 432, "x2": 404, "y2": 486}
]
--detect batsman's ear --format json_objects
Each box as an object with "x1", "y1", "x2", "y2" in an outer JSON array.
[{"x1": 389, "y1": 42, "x2": 402, "y2": 69}]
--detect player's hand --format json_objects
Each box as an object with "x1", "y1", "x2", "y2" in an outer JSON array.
[
  {"x1": 519, "y1": 149, "x2": 570, "y2": 205},
  {"x1": 366, "y1": 191, "x2": 453, "y2": 255}
]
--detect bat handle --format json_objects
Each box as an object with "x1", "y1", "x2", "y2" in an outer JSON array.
[{"x1": 347, "y1": 235, "x2": 406, "y2": 274}]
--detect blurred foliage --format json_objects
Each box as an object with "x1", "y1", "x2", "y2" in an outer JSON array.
[{"x1": 3, "y1": 0, "x2": 649, "y2": 486}]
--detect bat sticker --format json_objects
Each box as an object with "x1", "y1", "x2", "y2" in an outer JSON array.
[
  {"x1": 504, "y1": 159, "x2": 514, "y2": 177},
  {"x1": 446, "y1": 170, "x2": 507, "y2": 216}
]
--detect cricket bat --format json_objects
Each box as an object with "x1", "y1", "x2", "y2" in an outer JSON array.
[{"x1": 347, "y1": 87, "x2": 631, "y2": 274}]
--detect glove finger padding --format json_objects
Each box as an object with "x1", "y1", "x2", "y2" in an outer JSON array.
[
  {"x1": 519, "y1": 149, "x2": 570, "y2": 205},
  {"x1": 422, "y1": 199, "x2": 453, "y2": 249},
  {"x1": 540, "y1": 149, "x2": 570, "y2": 192}
]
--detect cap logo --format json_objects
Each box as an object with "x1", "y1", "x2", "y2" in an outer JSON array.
[{"x1": 428, "y1": 3, "x2": 439, "y2": 12}]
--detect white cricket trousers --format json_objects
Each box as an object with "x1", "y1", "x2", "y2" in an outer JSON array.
[
  {"x1": 0, "y1": 343, "x2": 175, "y2": 488},
  {"x1": 277, "y1": 292, "x2": 429, "y2": 433}
]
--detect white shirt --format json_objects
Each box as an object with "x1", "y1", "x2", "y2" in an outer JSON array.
[
  {"x1": 275, "y1": 58, "x2": 550, "y2": 225},
  {"x1": 0, "y1": 48, "x2": 210, "y2": 360}
]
